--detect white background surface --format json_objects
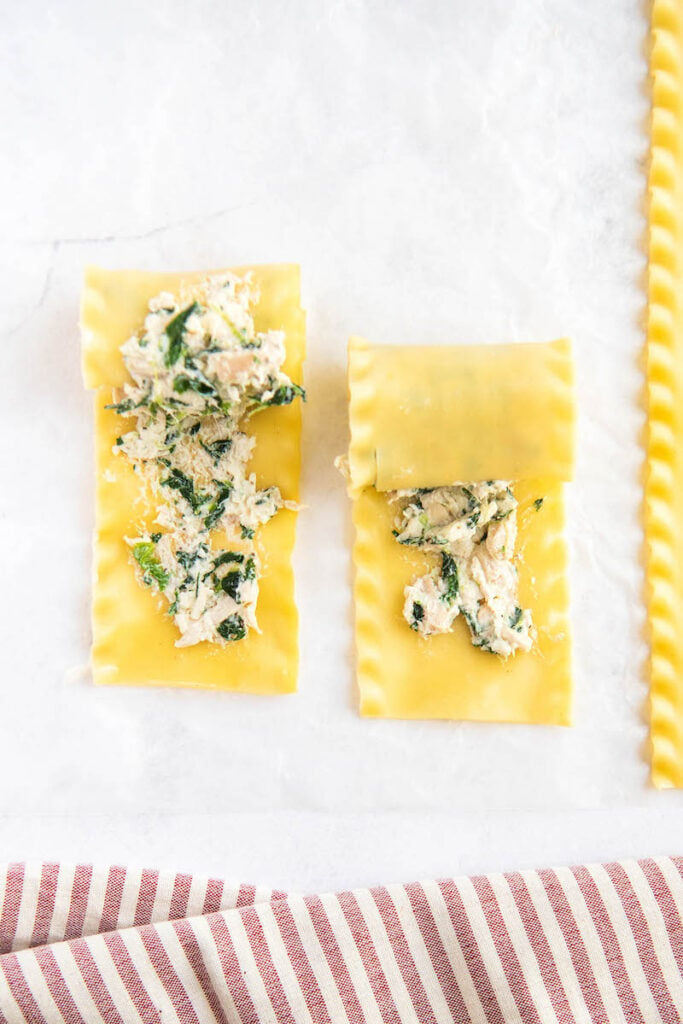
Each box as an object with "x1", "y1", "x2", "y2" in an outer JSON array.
[{"x1": 2, "y1": 0, "x2": 682, "y2": 893}]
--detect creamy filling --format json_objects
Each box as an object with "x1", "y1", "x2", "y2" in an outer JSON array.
[
  {"x1": 391, "y1": 481, "x2": 534, "y2": 657},
  {"x1": 109, "y1": 272, "x2": 304, "y2": 647}
]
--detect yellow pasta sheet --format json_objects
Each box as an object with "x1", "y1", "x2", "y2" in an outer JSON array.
[
  {"x1": 81, "y1": 264, "x2": 305, "y2": 692},
  {"x1": 648, "y1": 0, "x2": 683, "y2": 785},
  {"x1": 348, "y1": 336, "x2": 575, "y2": 494},
  {"x1": 347, "y1": 335, "x2": 575, "y2": 724},
  {"x1": 353, "y1": 482, "x2": 572, "y2": 723}
]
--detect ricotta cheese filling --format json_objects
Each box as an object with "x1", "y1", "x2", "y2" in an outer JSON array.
[
  {"x1": 391, "y1": 482, "x2": 535, "y2": 657},
  {"x1": 108, "y1": 272, "x2": 304, "y2": 647}
]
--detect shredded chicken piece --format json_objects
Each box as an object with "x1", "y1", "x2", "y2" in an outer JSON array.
[{"x1": 391, "y1": 482, "x2": 534, "y2": 657}]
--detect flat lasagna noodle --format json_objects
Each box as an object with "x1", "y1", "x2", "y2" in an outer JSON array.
[
  {"x1": 647, "y1": 0, "x2": 683, "y2": 785},
  {"x1": 347, "y1": 336, "x2": 574, "y2": 724},
  {"x1": 81, "y1": 264, "x2": 305, "y2": 691},
  {"x1": 348, "y1": 335, "x2": 575, "y2": 494}
]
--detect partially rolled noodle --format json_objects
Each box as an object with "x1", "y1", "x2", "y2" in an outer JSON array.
[{"x1": 348, "y1": 336, "x2": 575, "y2": 493}]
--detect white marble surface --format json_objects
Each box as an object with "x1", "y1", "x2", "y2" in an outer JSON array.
[{"x1": 2, "y1": 0, "x2": 680, "y2": 892}]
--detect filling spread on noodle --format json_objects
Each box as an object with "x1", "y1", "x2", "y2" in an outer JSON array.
[{"x1": 108, "y1": 272, "x2": 304, "y2": 647}]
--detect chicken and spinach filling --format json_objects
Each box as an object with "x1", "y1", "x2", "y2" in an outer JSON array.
[
  {"x1": 108, "y1": 273, "x2": 304, "y2": 647},
  {"x1": 391, "y1": 482, "x2": 534, "y2": 657}
]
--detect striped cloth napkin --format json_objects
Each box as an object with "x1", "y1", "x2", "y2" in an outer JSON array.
[{"x1": 0, "y1": 858, "x2": 682, "y2": 1022}]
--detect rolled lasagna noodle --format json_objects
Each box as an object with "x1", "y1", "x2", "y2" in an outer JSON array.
[
  {"x1": 82, "y1": 264, "x2": 305, "y2": 692},
  {"x1": 348, "y1": 336, "x2": 575, "y2": 493},
  {"x1": 347, "y1": 335, "x2": 575, "y2": 724}
]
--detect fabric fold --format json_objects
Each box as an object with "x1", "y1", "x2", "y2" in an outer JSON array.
[{"x1": 1, "y1": 857, "x2": 682, "y2": 1023}]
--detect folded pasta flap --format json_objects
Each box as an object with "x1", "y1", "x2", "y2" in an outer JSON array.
[{"x1": 347, "y1": 336, "x2": 575, "y2": 491}]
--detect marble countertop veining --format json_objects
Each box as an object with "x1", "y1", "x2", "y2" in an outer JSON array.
[{"x1": 1, "y1": 0, "x2": 678, "y2": 891}]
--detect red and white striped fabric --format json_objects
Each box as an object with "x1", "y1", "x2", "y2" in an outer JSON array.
[{"x1": 1, "y1": 858, "x2": 682, "y2": 1022}]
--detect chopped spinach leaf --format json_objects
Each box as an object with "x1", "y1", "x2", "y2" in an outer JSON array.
[
  {"x1": 221, "y1": 570, "x2": 243, "y2": 602},
  {"x1": 410, "y1": 601, "x2": 425, "y2": 631},
  {"x1": 105, "y1": 389, "x2": 150, "y2": 414},
  {"x1": 213, "y1": 551, "x2": 244, "y2": 569},
  {"x1": 203, "y1": 482, "x2": 233, "y2": 529},
  {"x1": 176, "y1": 547, "x2": 206, "y2": 572},
  {"x1": 251, "y1": 381, "x2": 305, "y2": 409},
  {"x1": 272, "y1": 382, "x2": 305, "y2": 405},
  {"x1": 533, "y1": 497, "x2": 544, "y2": 511},
  {"x1": 463, "y1": 610, "x2": 494, "y2": 653},
  {"x1": 173, "y1": 374, "x2": 216, "y2": 397},
  {"x1": 164, "y1": 302, "x2": 199, "y2": 366},
  {"x1": 132, "y1": 542, "x2": 169, "y2": 590},
  {"x1": 160, "y1": 468, "x2": 207, "y2": 512},
  {"x1": 395, "y1": 533, "x2": 424, "y2": 546},
  {"x1": 217, "y1": 614, "x2": 246, "y2": 642},
  {"x1": 106, "y1": 397, "x2": 134, "y2": 414},
  {"x1": 441, "y1": 552, "x2": 459, "y2": 603},
  {"x1": 509, "y1": 606, "x2": 524, "y2": 630},
  {"x1": 200, "y1": 437, "x2": 232, "y2": 463},
  {"x1": 461, "y1": 487, "x2": 478, "y2": 511}
]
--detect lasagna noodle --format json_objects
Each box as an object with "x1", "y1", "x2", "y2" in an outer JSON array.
[
  {"x1": 348, "y1": 335, "x2": 575, "y2": 493},
  {"x1": 353, "y1": 482, "x2": 572, "y2": 723},
  {"x1": 648, "y1": 0, "x2": 683, "y2": 786},
  {"x1": 347, "y1": 334, "x2": 575, "y2": 723},
  {"x1": 81, "y1": 264, "x2": 305, "y2": 691}
]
